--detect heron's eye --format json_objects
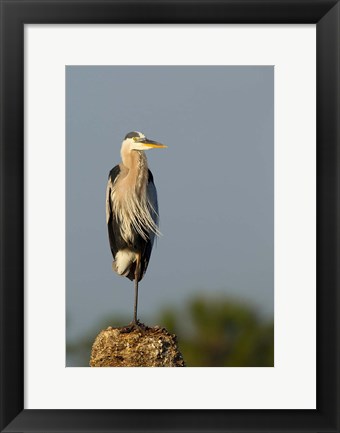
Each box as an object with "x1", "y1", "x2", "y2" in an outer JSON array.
[{"x1": 133, "y1": 137, "x2": 138, "y2": 142}]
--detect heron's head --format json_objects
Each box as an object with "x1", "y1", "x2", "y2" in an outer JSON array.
[{"x1": 122, "y1": 131, "x2": 167, "y2": 153}]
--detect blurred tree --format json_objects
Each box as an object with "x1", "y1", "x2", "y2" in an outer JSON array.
[{"x1": 160, "y1": 296, "x2": 274, "y2": 367}]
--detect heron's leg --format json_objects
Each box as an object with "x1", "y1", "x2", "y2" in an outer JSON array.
[
  {"x1": 133, "y1": 253, "x2": 141, "y2": 324},
  {"x1": 133, "y1": 278, "x2": 138, "y2": 324}
]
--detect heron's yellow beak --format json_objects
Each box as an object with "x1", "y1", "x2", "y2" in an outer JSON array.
[
  {"x1": 145, "y1": 143, "x2": 167, "y2": 149},
  {"x1": 140, "y1": 138, "x2": 167, "y2": 149}
]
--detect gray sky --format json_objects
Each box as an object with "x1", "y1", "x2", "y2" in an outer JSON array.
[{"x1": 66, "y1": 66, "x2": 273, "y2": 346}]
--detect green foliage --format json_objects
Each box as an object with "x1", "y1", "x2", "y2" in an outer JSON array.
[{"x1": 159, "y1": 296, "x2": 274, "y2": 367}]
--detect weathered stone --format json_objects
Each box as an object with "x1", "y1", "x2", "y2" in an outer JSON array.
[{"x1": 90, "y1": 323, "x2": 185, "y2": 367}]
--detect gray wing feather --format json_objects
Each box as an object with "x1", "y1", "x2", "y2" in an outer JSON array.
[
  {"x1": 106, "y1": 165, "x2": 121, "y2": 224},
  {"x1": 147, "y1": 175, "x2": 159, "y2": 245},
  {"x1": 106, "y1": 179, "x2": 113, "y2": 224}
]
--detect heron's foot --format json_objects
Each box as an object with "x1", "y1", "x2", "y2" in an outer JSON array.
[
  {"x1": 120, "y1": 320, "x2": 148, "y2": 333},
  {"x1": 120, "y1": 323, "x2": 135, "y2": 333}
]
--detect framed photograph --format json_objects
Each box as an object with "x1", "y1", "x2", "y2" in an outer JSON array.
[{"x1": 1, "y1": 0, "x2": 339, "y2": 432}]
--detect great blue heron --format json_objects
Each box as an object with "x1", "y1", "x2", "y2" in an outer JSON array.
[{"x1": 106, "y1": 131, "x2": 167, "y2": 325}]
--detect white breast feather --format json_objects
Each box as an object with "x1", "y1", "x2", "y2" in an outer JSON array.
[{"x1": 111, "y1": 178, "x2": 161, "y2": 243}]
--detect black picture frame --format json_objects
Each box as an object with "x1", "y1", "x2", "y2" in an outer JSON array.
[{"x1": 1, "y1": 0, "x2": 339, "y2": 432}]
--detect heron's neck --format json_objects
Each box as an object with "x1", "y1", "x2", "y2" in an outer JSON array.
[{"x1": 122, "y1": 151, "x2": 148, "y2": 193}]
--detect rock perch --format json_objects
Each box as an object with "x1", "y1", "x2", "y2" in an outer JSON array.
[{"x1": 90, "y1": 323, "x2": 185, "y2": 367}]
